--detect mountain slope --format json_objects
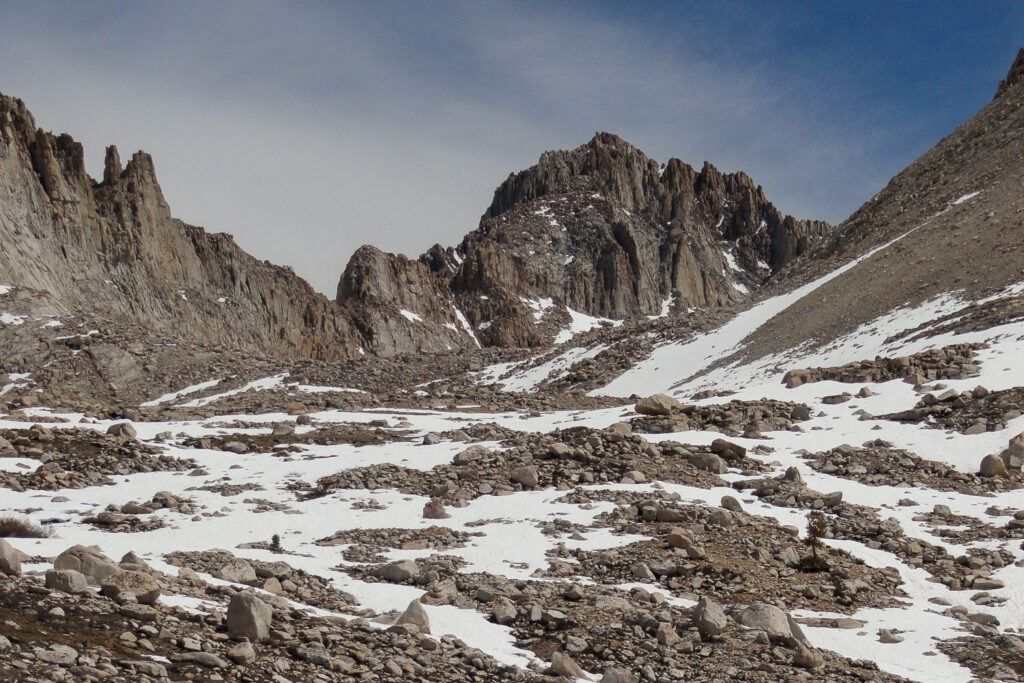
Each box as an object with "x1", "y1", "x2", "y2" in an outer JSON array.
[
  {"x1": 582, "y1": 53, "x2": 1024, "y2": 399},
  {"x1": 729, "y1": 56, "x2": 1024, "y2": 367}
]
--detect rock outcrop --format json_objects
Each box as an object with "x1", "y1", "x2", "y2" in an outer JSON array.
[
  {"x1": 339, "y1": 132, "x2": 830, "y2": 347},
  {"x1": 337, "y1": 246, "x2": 478, "y2": 355}
]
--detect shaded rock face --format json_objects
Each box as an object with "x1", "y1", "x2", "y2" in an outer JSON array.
[
  {"x1": 336, "y1": 246, "x2": 478, "y2": 355},
  {"x1": 338, "y1": 132, "x2": 830, "y2": 347},
  {"x1": 456, "y1": 134, "x2": 829, "y2": 327},
  {"x1": 0, "y1": 93, "x2": 363, "y2": 361}
]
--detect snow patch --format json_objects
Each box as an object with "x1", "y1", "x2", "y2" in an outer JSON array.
[
  {"x1": 141, "y1": 379, "x2": 222, "y2": 407},
  {"x1": 555, "y1": 308, "x2": 622, "y2": 344},
  {"x1": 0, "y1": 313, "x2": 26, "y2": 325},
  {"x1": 399, "y1": 309, "x2": 423, "y2": 323}
]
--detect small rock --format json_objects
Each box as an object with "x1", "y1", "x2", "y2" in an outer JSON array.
[{"x1": 227, "y1": 640, "x2": 256, "y2": 664}]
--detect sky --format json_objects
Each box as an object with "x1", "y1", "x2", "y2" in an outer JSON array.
[{"x1": 0, "y1": 2, "x2": 1020, "y2": 295}]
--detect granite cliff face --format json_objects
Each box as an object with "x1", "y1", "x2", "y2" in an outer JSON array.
[
  {"x1": 0, "y1": 93, "x2": 364, "y2": 361},
  {"x1": 339, "y1": 132, "x2": 831, "y2": 347}
]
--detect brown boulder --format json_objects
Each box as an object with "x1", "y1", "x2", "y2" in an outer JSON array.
[{"x1": 635, "y1": 394, "x2": 681, "y2": 416}]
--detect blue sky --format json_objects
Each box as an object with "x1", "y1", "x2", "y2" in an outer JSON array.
[{"x1": 0, "y1": 2, "x2": 1019, "y2": 294}]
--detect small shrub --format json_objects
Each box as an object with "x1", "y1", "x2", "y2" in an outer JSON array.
[
  {"x1": 0, "y1": 516, "x2": 52, "y2": 538},
  {"x1": 269, "y1": 533, "x2": 282, "y2": 553},
  {"x1": 800, "y1": 511, "x2": 830, "y2": 572}
]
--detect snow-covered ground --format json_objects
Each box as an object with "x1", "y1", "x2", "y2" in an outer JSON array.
[
  {"x1": 2, "y1": 314, "x2": 1022, "y2": 681},
  {"x1": 0, "y1": 185, "x2": 1020, "y2": 680}
]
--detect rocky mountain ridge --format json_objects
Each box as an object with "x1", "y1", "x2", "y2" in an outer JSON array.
[{"x1": 1, "y1": 92, "x2": 830, "y2": 361}]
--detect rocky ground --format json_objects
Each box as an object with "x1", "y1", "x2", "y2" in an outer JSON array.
[{"x1": 1, "y1": 315, "x2": 1024, "y2": 682}]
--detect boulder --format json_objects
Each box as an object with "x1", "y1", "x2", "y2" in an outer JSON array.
[
  {"x1": 227, "y1": 592, "x2": 273, "y2": 642},
  {"x1": 100, "y1": 571, "x2": 161, "y2": 604},
  {"x1": 395, "y1": 599, "x2": 431, "y2": 634},
  {"x1": 980, "y1": 454, "x2": 1008, "y2": 478},
  {"x1": 635, "y1": 394, "x2": 681, "y2": 416},
  {"x1": 54, "y1": 545, "x2": 121, "y2": 583},
  {"x1": 693, "y1": 596, "x2": 728, "y2": 638},
  {"x1": 0, "y1": 539, "x2": 21, "y2": 576},
  {"x1": 45, "y1": 569, "x2": 88, "y2": 594},
  {"x1": 106, "y1": 422, "x2": 137, "y2": 439},
  {"x1": 510, "y1": 465, "x2": 540, "y2": 488},
  {"x1": 216, "y1": 558, "x2": 257, "y2": 583},
  {"x1": 738, "y1": 602, "x2": 792, "y2": 641}
]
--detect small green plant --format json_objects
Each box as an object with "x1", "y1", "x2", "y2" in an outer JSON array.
[
  {"x1": 269, "y1": 533, "x2": 282, "y2": 553},
  {"x1": 799, "y1": 511, "x2": 831, "y2": 572}
]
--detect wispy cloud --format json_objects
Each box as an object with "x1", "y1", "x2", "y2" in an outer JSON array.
[{"x1": 0, "y1": 2, "x2": 1016, "y2": 293}]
